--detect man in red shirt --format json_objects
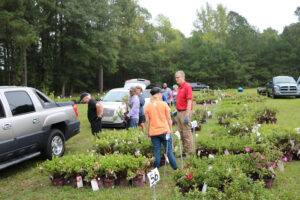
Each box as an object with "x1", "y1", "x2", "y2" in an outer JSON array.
[{"x1": 175, "y1": 70, "x2": 193, "y2": 157}]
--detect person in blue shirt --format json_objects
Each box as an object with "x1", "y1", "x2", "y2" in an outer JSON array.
[{"x1": 155, "y1": 84, "x2": 168, "y2": 103}]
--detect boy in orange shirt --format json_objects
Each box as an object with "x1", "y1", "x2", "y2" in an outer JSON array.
[{"x1": 144, "y1": 87, "x2": 178, "y2": 170}]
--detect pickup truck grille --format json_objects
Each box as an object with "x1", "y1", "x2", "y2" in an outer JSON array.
[
  {"x1": 103, "y1": 108, "x2": 115, "y2": 117},
  {"x1": 280, "y1": 86, "x2": 288, "y2": 91},
  {"x1": 279, "y1": 86, "x2": 297, "y2": 93}
]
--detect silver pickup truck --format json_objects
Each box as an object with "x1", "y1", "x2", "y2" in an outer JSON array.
[{"x1": 0, "y1": 86, "x2": 80, "y2": 170}]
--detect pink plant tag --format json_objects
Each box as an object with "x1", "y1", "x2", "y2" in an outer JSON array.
[{"x1": 77, "y1": 176, "x2": 83, "y2": 188}]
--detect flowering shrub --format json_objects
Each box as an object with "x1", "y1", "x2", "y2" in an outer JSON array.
[{"x1": 92, "y1": 129, "x2": 153, "y2": 157}]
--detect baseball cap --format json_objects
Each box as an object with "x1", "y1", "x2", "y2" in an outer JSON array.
[
  {"x1": 150, "y1": 87, "x2": 162, "y2": 95},
  {"x1": 79, "y1": 93, "x2": 89, "y2": 102}
]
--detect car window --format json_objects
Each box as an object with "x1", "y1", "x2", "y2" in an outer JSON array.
[
  {"x1": 35, "y1": 90, "x2": 54, "y2": 104},
  {"x1": 5, "y1": 91, "x2": 35, "y2": 116},
  {"x1": 102, "y1": 91, "x2": 129, "y2": 102},
  {"x1": 0, "y1": 100, "x2": 5, "y2": 118}
]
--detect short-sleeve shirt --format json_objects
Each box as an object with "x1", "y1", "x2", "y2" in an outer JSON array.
[
  {"x1": 88, "y1": 99, "x2": 98, "y2": 122},
  {"x1": 144, "y1": 100, "x2": 170, "y2": 136},
  {"x1": 138, "y1": 93, "x2": 145, "y2": 116},
  {"x1": 176, "y1": 81, "x2": 193, "y2": 110}
]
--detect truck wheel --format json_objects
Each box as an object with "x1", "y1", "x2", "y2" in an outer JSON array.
[
  {"x1": 44, "y1": 129, "x2": 65, "y2": 159},
  {"x1": 266, "y1": 91, "x2": 270, "y2": 97},
  {"x1": 271, "y1": 93, "x2": 276, "y2": 99}
]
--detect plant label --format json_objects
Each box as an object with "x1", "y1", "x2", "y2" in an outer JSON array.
[
  {"x1": 91, "y1": 179, "x2": 99, "y2": 191},
  {"x1": 209, "y1": 154, "x2": 215, "y2": 159},
  {"x1": 208, "y1": 165, "x2": 213, "y2": 171},
  {"x1": 135, "y1": 149, "x2": 140, "y2": 157},
  {"x1": 77, "y1": 176, "x2": 83, "y2": 188},
  {"x1": 268, "y1": 167, "x2": 275, "y2": 174},
  {"x1": 277, "y1": 161, "x2": 284, "y2": 171},
  {"x1": 224, "y1": 149, "x2": 230, "y2": 156},
  {"x1": 174, "y1": 131, "x2": 181, "y2": 140},
  {"x1": 289, "y1": 140, "x2": 295, "y2": 148},
  {"x1": 207, "y1": 111, "x2": 211, "y2": 118},
  {"x1": 147, "y1": 168, "x2": 160, "y2": 187},
  {"x1": 202, "y1": 183, "x2": 207, "y2": 192},
  {"x1": 191, "y1": 120, "x2": 198, "y2": 128}
]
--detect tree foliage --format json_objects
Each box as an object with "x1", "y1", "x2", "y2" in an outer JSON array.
[{"x1": 0, "y1": 1, "x2": 299, "y2": 94}]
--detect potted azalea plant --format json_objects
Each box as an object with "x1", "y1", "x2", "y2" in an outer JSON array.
[{"x1": 39, "y1": 157, "x2": 66, "y2": 186}]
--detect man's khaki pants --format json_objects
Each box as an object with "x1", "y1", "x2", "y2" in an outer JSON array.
[{"x1": 177, "y1": 110, "x2": 193, "y2": 154}]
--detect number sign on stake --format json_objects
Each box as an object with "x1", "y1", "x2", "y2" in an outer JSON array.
[{"x1": 147, "y1": 168, "x2": 160, "y2": 187}]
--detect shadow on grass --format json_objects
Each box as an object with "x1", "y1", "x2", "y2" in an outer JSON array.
[{"x1": 0, "y1": 157, "x2": 44, "y2": 178}]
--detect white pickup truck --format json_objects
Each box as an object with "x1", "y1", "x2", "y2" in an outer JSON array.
[{"x1": 0, "y1": 86, "x2": 80, "y2": 170}]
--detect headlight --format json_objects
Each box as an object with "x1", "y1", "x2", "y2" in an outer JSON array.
[
  {"x1": 274, "y1": 86, "x2": 279, "y2": 91},
  {"x1": 297, "y1": 86, "x2": 300, "y2": 91}
]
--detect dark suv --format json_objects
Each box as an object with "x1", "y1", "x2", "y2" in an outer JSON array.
[{"x1": 188, "y1": 82, "x2": 210, "y2": 91}]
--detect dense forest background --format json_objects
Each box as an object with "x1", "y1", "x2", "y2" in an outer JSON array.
[{"x1": 1, "y1": 0, "x2": 300, "y2": 96}]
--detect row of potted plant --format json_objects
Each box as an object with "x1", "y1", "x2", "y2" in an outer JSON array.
[
  {"x1": 92, "y1": 129, "x2": 153, "y2": 157},
  {"x1": 254, "y1": 125, "x2": 300, "y2": 161},
  {"x1": 173, "y1": 173, "x2": 278, "y2": 200},
  {"x1": 173, "y1": 151, "x2": 285, "y2": 196},
  {"x1": 38, "y1": 153, "x2": 152, "y2": 189},
  {"x1": 220, "y1": 93, "x2": 265, "y2": 105}
]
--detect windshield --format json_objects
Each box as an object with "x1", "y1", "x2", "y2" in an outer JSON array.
[
  {"x1": 273, "y1": 77, "x2": 296, "y2": 84},
  {"x1": 102, "y1": 91, "x2": 129, "y2": 102}
]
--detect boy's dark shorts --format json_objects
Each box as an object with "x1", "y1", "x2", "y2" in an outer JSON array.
[{"x1": 138, "y1": 115, "x2": 145, "y2": 124}]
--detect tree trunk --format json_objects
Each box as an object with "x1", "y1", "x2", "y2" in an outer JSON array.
[
  {"x1": 98, "y1": 65, "x2": 103, "y2": 93},
  {"x1": 61, "y1": 82, "x2": 65, "y2": 98},
  {"x1": 23, "y1": 47, "x2": 27, "y2": 86}
]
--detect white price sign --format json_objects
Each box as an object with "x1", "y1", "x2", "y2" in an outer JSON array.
[
  {"x1": 91, "y1": 179, "x2": 99, "y2": 191},
  {"x1": 147, "y1": 168, "x2": 160, "y2": 187},
  {"x1": 191, "y1": 120, "x2": 198, "y2": 128}
]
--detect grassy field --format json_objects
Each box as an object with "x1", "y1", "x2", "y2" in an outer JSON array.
[{"x1": 0, "y1": 89, "x2": 299, "y2": 200}]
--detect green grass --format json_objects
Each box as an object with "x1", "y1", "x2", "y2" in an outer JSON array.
[{"x1": 0, "y1": 89, "x2": 299, "y2": 200}]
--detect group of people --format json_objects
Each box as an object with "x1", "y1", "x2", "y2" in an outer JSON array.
[{"x1": 80, "y1": 70, "x2": 194, "y2": 171}]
